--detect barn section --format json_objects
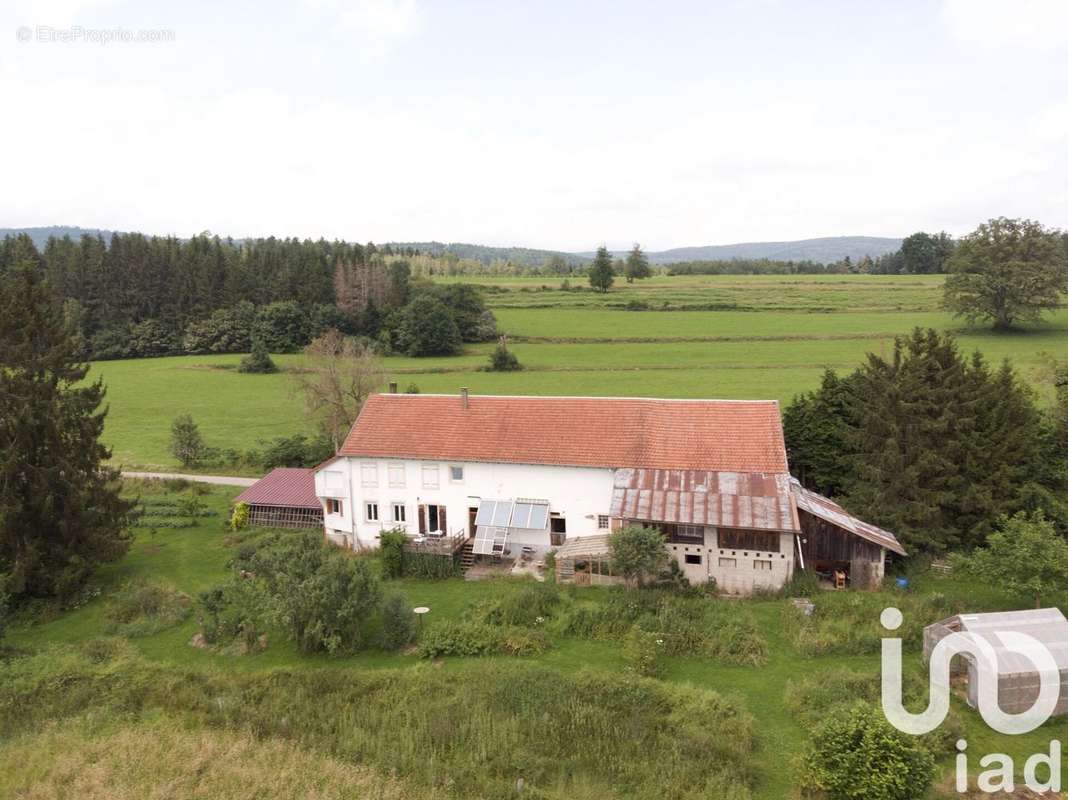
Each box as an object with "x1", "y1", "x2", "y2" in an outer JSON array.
[
  {"x1": 232, "y1": 467, "x2": 324, "y2": 529},
  {"x1": 923, "y1": 608, "x2": 1068, "y2": 716},
  {"x1": 791, "y1": 479, "x2": 906, "y2": 588}
]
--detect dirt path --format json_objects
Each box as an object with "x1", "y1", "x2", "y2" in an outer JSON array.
[{"x1": 121, "y1": 471, "x2": 258, "y2": 487}]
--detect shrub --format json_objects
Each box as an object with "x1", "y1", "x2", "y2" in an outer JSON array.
[
  {"x1": 563, "y1": 588, "x2": 768, "y2": 666},
  {"x1": 417, "y1": 621, "x2": 551, "y2": 658},
  {"x1": 104, "y1": 579, "x2": 191, "y2": 637},
  {"x1": 380, "y1": 591, "x2": 417, "y2": 650},
  {"x1": 238, "y1": 339, "x2": 278, "y2": 374},
  {"x1": 379, "y1": 529, "x2": 407, "y2": 579},
  {"x1": 170, "y1": 414, "x2": 206, "y2": 468},
  {"x1": 486, "y1": 337, "x2": 521, "y2": 371},
  {"x1": 258, "y1": 434, "x2": 333, "y2": 469},
  {"x1": 175, "y1": 493, "x2": 208, "y2": 522},
  {"x1": 781, "y1": 590, "x2": 954, "y2": 657},
  {"x1": 623, "y1": 627, "x2": 662, "y2": 678},
  {"x1": 609, "y1": 526, "x2": 670, "y2": 587},
  {"x1": 198, "y1": 578, "x2": 270, "y2": 651},
  {"x1": 468, "y1": 582, "x2": 560, "y2": 627},
  {"x1": 229, "y1": 502, "x2": 250, "y2": 531},
  {"x1": 796, "y1": 702, "x2": 934, "y2": 800},
  {"x1": 244, "y1": 532, "x2": 382, "y2": 653}
]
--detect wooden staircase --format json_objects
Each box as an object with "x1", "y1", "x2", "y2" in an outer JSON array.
[{"x1": 459, "y1": 537, "x2": 475, "y2": 574}]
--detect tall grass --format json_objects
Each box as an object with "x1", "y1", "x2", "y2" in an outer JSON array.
[{"x1": 0, "y1": 639, "x2": 758, "y2": 799}]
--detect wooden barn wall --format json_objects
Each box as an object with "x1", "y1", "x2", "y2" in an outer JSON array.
[{"x1": 798, "y1": 511, "x2": 881, "y2": 564}]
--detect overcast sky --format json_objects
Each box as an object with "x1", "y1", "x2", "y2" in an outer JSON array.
[{"x1": 2, "y1": 0, "x2": 1067, "y2": 251}]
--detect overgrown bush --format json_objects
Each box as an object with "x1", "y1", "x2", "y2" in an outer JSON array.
[
  {"x1": 563, "y1": 588, "x2": 768, "y2": 666},
  {"x1": 795, "y1": 702, "x2": 934, "y2": 800},
  {"x1": 258, "y1": 434, "x2": 333, "y2": 469},
  {"x1": 238, "y1": 532, "x2": 382, "y2": 654},
  {"x1": 229, "y1": 502, "x2": 250, "y2": 531},
  {"x1": 197, "y1": 578, "x2": 270, "y2": 652},
  {"x1": 170, "y1": 414, "x2": 206, "y2": 468},
  {"x1": 467, "y1": 581, "x2": 560, "y2": 627},
  {"x1": 486, "y1": 337, "x2": 521, "y2": 371},
  {"x1": 781, "y1": 590, "x2": 954, "y2": 656},
  {"x1": 104, "y1": 579, "x2": 191, "y2": 637},
  {"x1": 623, "y1": 627, "x2": 662, "y2": 678},
  {"x1": 417, "y1": 621, "x2": 551, "y2": 658},
  {"x1": 379, "y1": 529, "x2": 407, "y2": 579},
  {"x1": 380, "y1": 591, "x2": 417, "y2": 650}
]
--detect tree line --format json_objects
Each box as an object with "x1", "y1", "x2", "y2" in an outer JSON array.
[{"x1": 0, "y1": 232, "x2": 498, "y2": 360}]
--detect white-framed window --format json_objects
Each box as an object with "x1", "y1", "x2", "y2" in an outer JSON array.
[
  {"x1": 597, "y1": 515, "x2": 610, "y2": 530},
  {"x1": 388, "y1": 463, "x2": 405, "y2": 488},
  {"x1": 677, "y1": 524, "x2": 703, "y2": 540},
  {"x1": 360, "y1": 462, "x2": 378, "y2": 487},
  {"x1": 449, "y1": 465, "x2": 464, "y2": 483},
  {"x1": 718, "y1": 557, "x2": 736, "y2": 568},
  {"x1": 365, "y1": 502, "x2": 378, "y2": 522},
  {"x1": 421, "y1": 463, "x2": 439, "y2": 489},
  {"x1": 391, "y1": 502, "x2": 406, "y2": 524},
  {"x1": 753, "y1": 559, "x2": 773, "y2": 571},
  {"x1": 326, "y1": 498, "x2": 344, "y2": 516}
]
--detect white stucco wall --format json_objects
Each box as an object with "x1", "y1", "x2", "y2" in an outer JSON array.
[{"x1": 315, "y1": 456, "x2": 616, "y2": 553}]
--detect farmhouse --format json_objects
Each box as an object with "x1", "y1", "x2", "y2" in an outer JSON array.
[{"x1": 313, "y1": 390, "x2": 905, "y2": 593}]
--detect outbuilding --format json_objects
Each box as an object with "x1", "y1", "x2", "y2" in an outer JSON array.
[{"x1": 233, "y1": 467, "x2": 324, "y2": 529}]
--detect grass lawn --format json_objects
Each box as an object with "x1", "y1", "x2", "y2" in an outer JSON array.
[
  {"x1": 92, "y1": 274, "x2": 1067, "y2": 471},
  {"x1": 6, "y1": 482, "x2": 1068, "y2": 798}
]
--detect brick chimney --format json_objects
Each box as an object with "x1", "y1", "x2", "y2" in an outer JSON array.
[{"x1": 461, "y1": 387, "x2": 469, "y2": 409}]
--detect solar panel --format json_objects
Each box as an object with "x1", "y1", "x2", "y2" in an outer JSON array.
[
  {"x1": 528, "y1": 503, "x2": 549, "y2": 530},
  {"x1": 474, "y1": 499, "x2": 497, "y2": 526},
  {"x1": 492, "y1": 501, "x2": 513, "y2": 527},
  {"x1": 511, "y1": 502, "x2": 533, "y2": 528}
]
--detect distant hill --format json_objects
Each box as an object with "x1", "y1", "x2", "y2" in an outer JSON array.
[
  {"x1": 3, "y1": 228, "x2": 902, "y2": 267},
  {"x1": 387, "y1": 241, "x2": 588, "y2": 268},
  {"x1": 0, "y1": 225, "x2": 122, "y2": 250},
  {"x1": 582, "y1": 236, "x2": 903, "y2": 265}
]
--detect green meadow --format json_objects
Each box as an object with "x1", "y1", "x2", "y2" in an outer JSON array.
[{"x1": 91, "y1": 274, "x2": 1068, "y2": 471}]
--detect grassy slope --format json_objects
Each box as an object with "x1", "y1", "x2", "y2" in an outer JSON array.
[
  {"x1": 8, "y1": 484, "x2": 1068, "y2": 798},
  {"x1": 94, "y1": 274, "x2": 1067, "y2": 471}
]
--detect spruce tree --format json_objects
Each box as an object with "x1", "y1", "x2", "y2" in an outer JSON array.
[
  {"x1": 0, "y1": 265, "x2": 133, "y2": 598},
  {"x1": 238, "y1": 338, "x2": 278, "y2": 374},
  {"x1": 588, "y1": 246, "x2": 615, "y2": 293},
  {"x1": 624, "y1": 243, "x2": 652, "y2": 283}
]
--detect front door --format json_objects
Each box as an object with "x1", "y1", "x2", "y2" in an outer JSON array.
[{"x1": 468, "y1": 507, "x2": 478, "y2": 538}]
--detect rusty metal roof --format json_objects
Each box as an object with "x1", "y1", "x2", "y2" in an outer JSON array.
[
  {"x1": 233, "y1": 468, "x2": 321, "y2": 509},
  {"x1": 790, "y1": 479, "x2": 906, "y2": 556},
  {"x1": 610, "y1": 468, "x2": 800, "y2": 532}
]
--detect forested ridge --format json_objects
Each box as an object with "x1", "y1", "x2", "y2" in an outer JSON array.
[{"x1": 0, "y1": 232, "x2": 497, "y2": 360}]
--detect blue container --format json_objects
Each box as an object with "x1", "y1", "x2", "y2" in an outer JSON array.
[{"x1": 896, "y1": 577, "x2": 909, "y2": 590}]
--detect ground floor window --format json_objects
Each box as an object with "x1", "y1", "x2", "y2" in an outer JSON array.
[
  {"x1": 597, "y1": 515, "x2": 610, "y2": 530},
  {"x1": 391, "y1": 502, "x2": 406, "y2": 523},
  {"x1": 684, "y1": 553, "x2": 702, "y2": 565},
  {"x1": 753, "y1": 559, "x2": 773, "y2": 571},
  {"x1": 718, "y1": 557, "x2": 736, "y2": 568},
  {"x1": 326, "y1": 498, "x2": 343, "y2": 516},
  {"x1": 365, "y1": 502, "x2": 378, "y2": 521}
]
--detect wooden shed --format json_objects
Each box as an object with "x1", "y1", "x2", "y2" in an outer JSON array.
[{"x1": 233, "y1": 467, "x2": 324, "y2": 529}]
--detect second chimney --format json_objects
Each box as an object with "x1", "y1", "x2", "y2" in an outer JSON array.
[
  {"x1": 388, "y1": 381, "x2": 398, "y2": 394},
  {"x1": 460, "y1": 387, "x2": 469, "y2": 409}
]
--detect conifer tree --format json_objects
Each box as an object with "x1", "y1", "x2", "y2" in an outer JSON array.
[
  {"x1": 588, "y1": 246, "x2": 615, "y2": 293},
  {"x1": 624, "y1": 243, "x2": 652, "y2": 283},
  {"x1": 0, "y1": 265, "x2": 133, "y2": 598}
]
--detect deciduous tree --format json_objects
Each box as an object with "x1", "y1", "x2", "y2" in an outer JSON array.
[
  {"x1": 943, "y1": 217, "x2": 1068, "y2": 330},
  {"x1": 609, "y1": 525, "x2": 669, "y2": 587},
  {"x1": 292, "y1": 329, "x2": 384, "y2": 448},
  {"x1": 624, "y1": 243, "x2": 652, "y2": 283}
]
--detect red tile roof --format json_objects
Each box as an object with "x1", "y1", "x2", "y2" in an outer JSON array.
[
  {"x1": 234, "y1": 468, "x2": 321, "y2": 509},
  {"x1": 339, "y1": 394, "x2": 789, "y2": 473}
]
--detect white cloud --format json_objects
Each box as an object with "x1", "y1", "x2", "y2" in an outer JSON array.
[{"x1": 940, "y1": 0, "x2": 1068, "y2": 50}]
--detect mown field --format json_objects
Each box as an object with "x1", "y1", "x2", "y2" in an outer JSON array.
[
  {"x1": 4, "y1": 482, "x2": 1068, "y2": 799},
  {"x1": 91, "y1": 274, "x2": 1068, "y2": 471}
]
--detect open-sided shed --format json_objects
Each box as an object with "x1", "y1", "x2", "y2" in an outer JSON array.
[
  {"x1": 233, "y1": 467, "x2": 324, "y2": 529},
  {"x1": 924, "y1": 608, "x2": 1068, "y2": 716}
]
